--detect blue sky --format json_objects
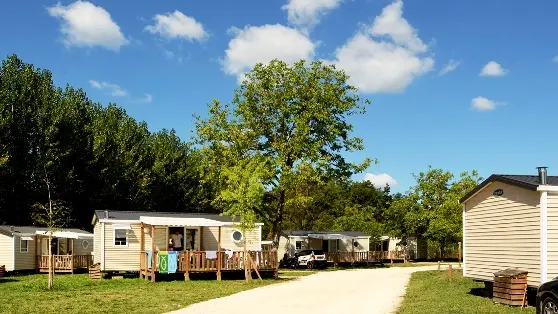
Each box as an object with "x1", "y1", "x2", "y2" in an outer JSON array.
[{"x1": 2, "y1": 0, "x2": 558, "y2": 193}]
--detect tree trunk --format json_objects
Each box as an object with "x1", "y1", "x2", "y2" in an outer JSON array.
[
  {"x1": 439, "y1": 240, "x2": 446, "y2": 262},
  {"x1": 271, "y1": 189, "x2": 286, "y2": 248},
  {"x1": 243, "y1": 239, "x2": 251, "y2": 281},
  {"x1": 48, "y1": 235, "x2": 53, "y2": 290}
]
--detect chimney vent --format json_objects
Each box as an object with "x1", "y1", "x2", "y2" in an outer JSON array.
[
  {"x1": 537, "y1": 166, "x2": 548, "y2": 185},
  {"x1": 104, "y1": 210, "x2": 109, "y2": 219}
]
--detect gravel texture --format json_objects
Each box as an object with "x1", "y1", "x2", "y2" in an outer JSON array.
[{"x1": 169, "y1": 264, "x2": 457, "y2": 314}]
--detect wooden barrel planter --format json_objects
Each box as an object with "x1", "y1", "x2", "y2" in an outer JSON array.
[
  {"x1": 0, "y1": 265, "x2": 5, "y2": 278},
  {"x1": 493, "y1": 268, "x2": 528, "y2": 306},
  {"x1": 88, "y1": 263, "x2": 101, "y2": 280}
]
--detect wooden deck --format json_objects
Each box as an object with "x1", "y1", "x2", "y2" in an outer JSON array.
[
  {"x1": 37, "y1": 255, "x2": 93, "y2": 273},
  {"x1": 325, "y1": 251, "x2": 407, "y2": 264},
  {"x1": 140, "y1": 250, "x2": 278, "y2": 281}
]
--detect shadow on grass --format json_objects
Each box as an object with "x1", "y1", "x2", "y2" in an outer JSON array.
[
  {"x1": 0, "y1": 279, "x2": 18, "y2": 283},
  {"x1": 468, "y1": 286, "x2": 537, "y2": 307}
]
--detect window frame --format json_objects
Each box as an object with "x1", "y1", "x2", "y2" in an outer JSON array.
[
  {"x1": 113, "y1": 228, "x2": 129, "y2": 247},
  {"x1": 231, "y1": 229, "x2": 244, "y2": 243},
  {"x1": 20, "y1": 239, "x2": 29, "y2": 253},
  {"x1": 295, "y1": 240, "x2": 303, "y2": 250}
]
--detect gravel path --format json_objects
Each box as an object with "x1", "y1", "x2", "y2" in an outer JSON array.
[{"x1": 169, "y1": 264, "x2": 458, "y2": 314}]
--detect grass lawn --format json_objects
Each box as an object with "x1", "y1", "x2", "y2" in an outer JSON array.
[
  {"x1": 0, "y1": 274, "x2": 282, "y2": 314},
  {"x1": 397, "y1": 270, "x2": 536, "y2": 314}
]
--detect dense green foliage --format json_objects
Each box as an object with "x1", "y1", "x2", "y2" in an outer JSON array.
[
  {"x1": 0, "y1": 55, "x2": 480, "y2": 253},
  {"x1": 0, "y1": 55, "x2": 214, "y2": 230}
]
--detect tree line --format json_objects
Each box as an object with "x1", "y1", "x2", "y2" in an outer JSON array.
[{"x1": 0, "y1": 54, "x2": 481, "y2": 256}]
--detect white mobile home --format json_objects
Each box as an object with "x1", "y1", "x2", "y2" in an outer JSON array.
[
  {"x1": 0, "y1": 226, "x2": 93, "y2": 273},
  {"x1": 460, "y1": 167, "x2": 558, "y2": 287}
]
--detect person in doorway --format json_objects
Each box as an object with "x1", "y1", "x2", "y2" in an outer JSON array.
[{"x1": 171, "y1": 231, "x2": 183, "y2": 251}]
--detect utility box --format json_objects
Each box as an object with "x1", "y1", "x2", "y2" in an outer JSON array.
[{"x1": 493, "y1": 268, "x2": 528, "y2": 306}]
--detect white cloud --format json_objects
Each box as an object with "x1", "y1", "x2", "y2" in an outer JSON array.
[
  {"x1": 471, "y1": 96, "x2": 498, "y2": 111},
  {"x1": 221, "y1": 24, "x2": 316, "y2": 81},
  {"x1": 480, "y1": 61, "x2": 507, "y2": 77},
  {"x1": 282, "y1": 0, "x2": 343, "y2": 28},
  {"x1": 140, "y1": 93, "x2": 153, "y2": 103},
  {"x1": 89, "y1": 80, "x2": 128, "y2": 97},
  {"x1": 439, "y1": 59, "x2": 460, "y2": 76},
  {"x1": 327, "y1": 0, "x2": 434, "y2": 93},
  {"x1": 47, "y1": 1, "x2": 128, "y2": 51},
  {"x1": 145, "y1": 10, "x2": 207, "y2": 41},
  {"x1": 364, "y1": 173, "x2": 398, "y2": 189}
]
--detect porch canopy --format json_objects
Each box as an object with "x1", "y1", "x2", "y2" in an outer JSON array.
[
  {"x1": 307, "y1": 233, "x2": 358, "y2": 240},
  {"x1": 139, "y1": 216, "x2": 226, "y2": 227},
  {"x1": 35, "y1": 230, "x2": 94, "y2": 239}
]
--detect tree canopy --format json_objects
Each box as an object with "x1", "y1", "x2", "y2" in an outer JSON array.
[{"x1": 195, "y1": 59, "x2": 372, "y2": 245}]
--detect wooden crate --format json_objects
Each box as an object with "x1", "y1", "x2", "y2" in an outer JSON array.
[
  {"x1": 0, "y1": 265, "x2": 5, "y2": 278},
  {"x1": 493, "y1": 268, "x2": 527, "y2": 306},
  {"x1": 88, "y1": 263, "x2": 101, "y2": 280}
]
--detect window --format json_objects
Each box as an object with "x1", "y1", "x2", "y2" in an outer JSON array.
[
  {"x1": 20, "y1": 239, "x2": 29, "y2": 253},
  {"x1": 295, "y1": 241, "x2": 302, "y2": 250},
  {"x1": 114, "y1": 229, "x2": 128, "y2": 246},
  {"x1": 231, "y1": 230, "x2": 243, "y2": 242},
  {"x1": 82, "y1": 240, "x2": 89, "y2": 249}
]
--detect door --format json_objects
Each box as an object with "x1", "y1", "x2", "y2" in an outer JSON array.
[{"x1": 329, "y1": 240, "x2": 338, "y2": 252}]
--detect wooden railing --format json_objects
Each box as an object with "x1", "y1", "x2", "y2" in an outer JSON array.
[
  {"x1": 325, "y1": 251, "x2": 407, "y2": 264},
  {"x1": 37, "y1": 255, "x2": 93, "y2": 272},
  {"x1": 140, "y1": 250, "x2": 278, "y2": 274}
]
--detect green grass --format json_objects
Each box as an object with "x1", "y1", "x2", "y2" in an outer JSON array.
[
  {"x1": 278, "y1": 270, "x2": 317, "y2": 277},
  {"x1": 0, "y1": 274, "x2": 279, "y2": 314},
  {"x1": 397, "y1": 270, "x2": 536, "y2": 314}
]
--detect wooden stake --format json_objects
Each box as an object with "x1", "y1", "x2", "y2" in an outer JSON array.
[
  {"x1": 248, "y1": 254, "x2": 262, "y2": 281},
  {"x1": 448, "y1": 264, "x2": 453, "y2": 281},
  {"x1": 217, "y1": 226, "x2": 222, "y2": 281}
]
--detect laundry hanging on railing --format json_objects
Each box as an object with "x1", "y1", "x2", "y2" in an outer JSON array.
[
  {"x1": 206, "y1": 251, "x2": 217, "y2": 259},
  {"x1": 167, "y1": 251, "x2": 178, "y2": 273},
  {"x1": 158, "y1": 251, "x2": 169, "y2": 274},
  {"x1": 146, "y1": 250, "x2": 153, "y2": 269}
]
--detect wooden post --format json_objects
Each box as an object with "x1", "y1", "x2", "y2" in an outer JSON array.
[
  {"x1": 448, "y1": 264, "x2": 453, "y2": 281},
  {"x1": 200, "y1": 227, "x2": 204, "y2": 251},
  {"x1": 438, "y1": 260, "x2": 441, "y2": 271},
  {"x1": 458, "y1": 242, "x2": 462, "y2": 268},
  {"x1": 184, "y1": 251, "x2": 190, "y2": 281},
  {"x1": 70, "y1": 239, "x2": 74, "y2": 274},
  {"x1": 217, "y1": 226, "x2": 222, "y2": 281},
  {"x1": 35, "y1": 235, "x2": 39, "y2": 271},
  {"x1": 151, "y1": 225, "x2": 156, "y2": 282}
]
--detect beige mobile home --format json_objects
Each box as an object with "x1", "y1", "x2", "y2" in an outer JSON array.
[
  {"x1": 92, "y1": 210, "x2": 273, "y2": 277},
  {"x1": 460, "y1": 167, "x2": 558, "y2": 287},
  {"x1": 278, "y1": 230, "x2": 371, "y2": 259},
  {"x1": 0, "y1": 226, "x2": 93, "y2": 273}
]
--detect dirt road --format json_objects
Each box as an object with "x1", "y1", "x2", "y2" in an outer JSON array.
[{"x1": 169, "y1": 265, "x2": 456, "y2": 314}]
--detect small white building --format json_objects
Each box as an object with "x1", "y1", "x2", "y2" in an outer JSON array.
[
  {"x1": 460, "y1": 167, "x2": 558, "y2": 287},
  {"x1": 277, "y1": 230, "x2": 371, "y2": 258}
]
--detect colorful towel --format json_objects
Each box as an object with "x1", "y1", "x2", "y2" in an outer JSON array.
[
  {"x1": 146, "y1": 250, "x2": 153, "y2": 269},
  {"x1": 158, "y1": 251, "x2": 169, "y2": 273},
  {"x1": 167, "y1": 251, "x2": 178, "y2": 274}
]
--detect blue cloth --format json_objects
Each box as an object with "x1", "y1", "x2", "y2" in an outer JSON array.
[
  {"x1": 167, "y1": 251, "x2": 178, "y2": 274},
  {"x1": 146, "y1": 250, "x2": 153, "y2": 269}
]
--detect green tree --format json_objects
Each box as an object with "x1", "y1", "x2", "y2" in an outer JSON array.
[
  {"x1": 387, "y1": 167, "x2": 482, "y2": 258},
  {"x1": 195, "y1": 59, "x2": 371, "y2": 246}
]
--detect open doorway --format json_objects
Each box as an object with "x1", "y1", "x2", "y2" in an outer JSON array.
[{"x1": 168, "y1": 227, "x2": 184, "y2": 251}]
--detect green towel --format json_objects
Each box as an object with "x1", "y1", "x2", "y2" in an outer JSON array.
[{"x1": 158, "y1": 251, "x2": 169, "y2": 273}]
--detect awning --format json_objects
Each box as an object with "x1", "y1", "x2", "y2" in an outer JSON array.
[
  {"x1": 139, "y1": 216, "x2": 226, "y2": 227},
  {"x1": 35, "y1": 231, "x2": 94, "y2": 239},
  {"x1": 21, "y1": 236, "x2": 34, "y2": 241},
  {"x1": 307, "y1": 233, "x2": 358, "y2": 240}
]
